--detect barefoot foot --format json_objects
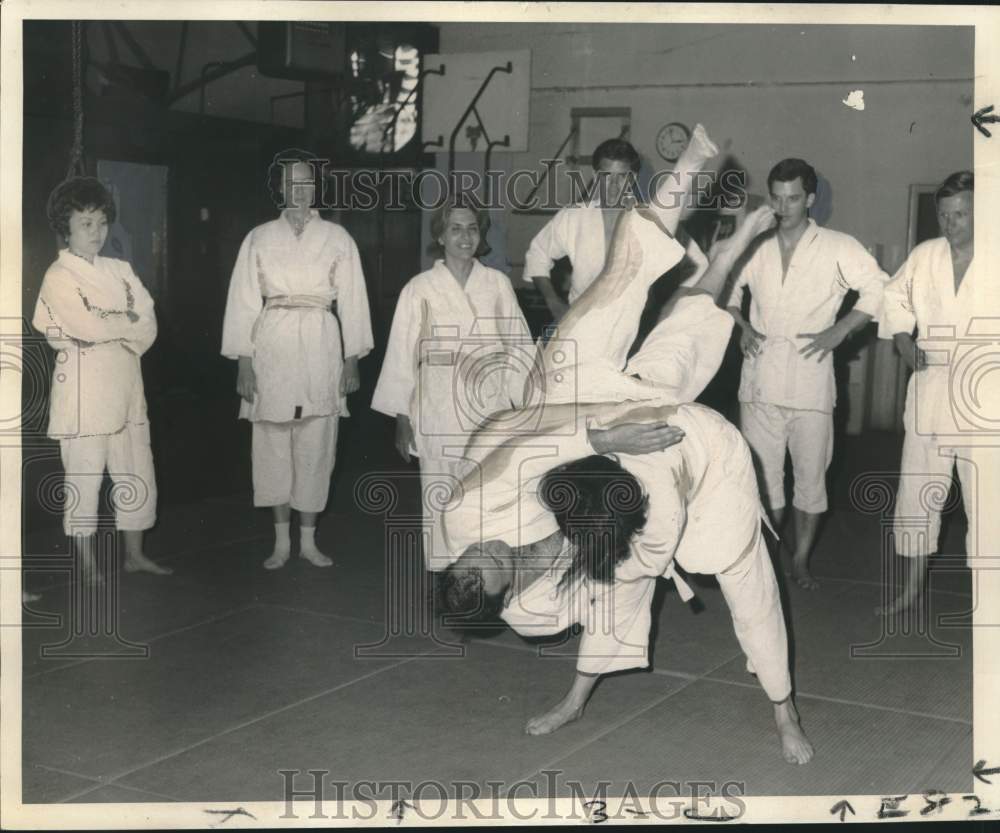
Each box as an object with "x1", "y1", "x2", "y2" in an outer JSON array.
[
  {"x1": 774, "y1": 699, "x2": 814, "y2": 765},
  {"x1": 792, "y1": 565, "x2": 820, "y2": 590},
  {"x1": 124, "y1": 552, "x2": 173, "y2": 575},
  {"x1": 22, "y1": 590, "x2": 41, "y2": 603},
  {"x1": 263, "y1": 547, "x2": 291, "y2": 570},
  {"x1": 79, "y1": 551, "x2": 103, "y2": 586},
  {"x1": 525, "y1": 699, "x2": 584, "y2": 736},
  {"x1": 875, "y1": 585, "x2": 923, "y2": 617}
]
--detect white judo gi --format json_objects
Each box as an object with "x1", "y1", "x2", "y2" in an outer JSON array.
[
  {"x1": 221, "y1": 210, "x2": 374, "y2": 512},
  {"x1": 371, "y1": 259, "x2": 531, "y2": 570},
  {"x1": 445, "y1": 207, "x2": 792, "y2": 699},
  {"x1": 523, "y1": 197, "x2": 709, "y2": 303},
  {"x1": 879, "y1": 237, "x2": 999, "y2": 565},
  {"x1": 726, "y1": 221, "x2": 886, "y2": 513},
  {"x1": 33, "y1": 251, "x2": 158, "y2": 536}
]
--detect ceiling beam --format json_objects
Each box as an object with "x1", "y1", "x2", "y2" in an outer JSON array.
[
  {"x1": 112, "y1": 22, "x2": 156, "y2": 70},
  {"x1": 101, "y1": 22, "x2": 120, "y2": 65},
  {"x1": 235, "y1": 21, "x2": 257, "y2": 48},
  {"x1": 173, "y1": 21, "x2": 189, "y2": 93},
  {"x1": 166, "y1": 51, "x2": 257, "y2": 106}
]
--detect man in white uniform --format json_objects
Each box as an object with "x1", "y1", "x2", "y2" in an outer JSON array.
[
  {"x1": 222, "y1": 150, "x2": 374, "y2": 570},
  {"x1": 524, "y1": 138, "x2": 709, "y2": 321},
  {"x1": 877, "y1": 171, "x2": 996, "y2": 615},
  {"x1": 725, "y1": 158, "x2": 887, "y2": 590},
  {"x1": 440, "y1": 127, "x2": 813, "y2": 763}
]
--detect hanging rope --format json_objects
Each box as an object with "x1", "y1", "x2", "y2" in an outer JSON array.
[{"x1": 66, "y1": 21, "x2": 86, "y2": 179}]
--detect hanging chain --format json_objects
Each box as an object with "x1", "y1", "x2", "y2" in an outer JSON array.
[{"x1": 66, "y1": 21, "x2": 86, "y2": 179}]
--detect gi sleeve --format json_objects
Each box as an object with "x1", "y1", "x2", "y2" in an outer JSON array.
[
  {"x1": 32, "y1": 263, "x2": 144, "y2": 347},
  {"x1": 522, "y1": 208, "x2": 571, "y2": 280},
  {"x1": 334, "y1": 234, "x2": 374, "y2": 361},
  {"x1": 615, "y1": 456, "x2": 688, "y2": 583},
  {"x1": 834, "y1": 236, "x2": 888, "y2": 320},
  {"x1": 220, "y1": 230, "x2": 263, "y2": 360},
  {"x1": 120, "y1": 261, "x2": 158, "y2": 356},
  {"x1": 723, "y1": 242, "x2": 758, "y2": 310},
  {"x1": 371, "y1": 280, "x2": 420, "y2": 418},
  {"x1": 878, "y1": 249, "x2": 918, "y2": 339}
]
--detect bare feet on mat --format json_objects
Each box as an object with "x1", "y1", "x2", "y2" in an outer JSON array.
[
  {"x1": 875, "y1": 584, "x2": 923, "y2": 617},
  {"x1": 263, "y1": 547, "x2": 291, "y2": 570},
  {"x1": 774, "y1": 699, "x2": 814, "y2": 765},
  {"x1": 792, "y1": 556, "x2": 820, "y2": 590},
  {"x1": 525, "y1": 698, "x2": 585, "y2": 736},
  {"x1": 299, "y1": 547, "x2": 333, "y2": 568},
  {"x1": 124, "y1": 552, "x2": 173, "y2": 575},
  {"x1": 79, "y1": 550, "x2": 103, "y2": 586},
  {"x1": 875, "y1": 556, "x2": 925, "y2": 617}
]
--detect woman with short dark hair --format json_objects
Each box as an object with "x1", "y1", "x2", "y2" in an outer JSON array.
[{"x1": 33, "y1": 176, "x2": 171, "y2": 583}]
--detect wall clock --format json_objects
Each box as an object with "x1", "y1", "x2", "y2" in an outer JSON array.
[{"x1": 656, "y1": 122, "x2": 692, "y2": 162}]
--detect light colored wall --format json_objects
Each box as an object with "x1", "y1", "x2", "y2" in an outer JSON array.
[
  {"x1": 428, "y1": 23, "x2": 973, "y2": 432},
  {"x1": 433, "y1": 23, "x2": 972, "y2": 278}
]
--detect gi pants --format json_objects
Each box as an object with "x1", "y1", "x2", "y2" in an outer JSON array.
[
  {"x1": 59, "y1": 420, "x2": 157, "y2": 536},
  {"x1": 252, "y1": 415, "x2": 338, "y2": 513},
  {"x1": 740, "y1": 402, "x2": 833, "y2": 514}
]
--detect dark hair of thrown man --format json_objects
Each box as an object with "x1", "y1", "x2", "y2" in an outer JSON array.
[{"x1": 539, "y1": 455, "x2": 648, "y2": 590}]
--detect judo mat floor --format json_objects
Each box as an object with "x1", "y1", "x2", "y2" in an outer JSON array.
[{"x1": 19, "y1": 430, "x2": 975, "y2": 804}]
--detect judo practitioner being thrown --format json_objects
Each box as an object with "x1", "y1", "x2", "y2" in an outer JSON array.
[
  {"x1": 440, "y1": 126, "x2": 814, "y2": 763},
  {"x1": 222, "y1": 150, "x2": 374, "y2": 569},
  {"x1": 725, "y1": 158, "x2": 887, "y2": 590},
  {"x1": 34, "y1": 177, "x2": 172, "y2": 582}
]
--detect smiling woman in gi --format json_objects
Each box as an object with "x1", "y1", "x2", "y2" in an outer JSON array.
[{"x1": 372, "y1": 200, "x2": 531, "y2": 572}]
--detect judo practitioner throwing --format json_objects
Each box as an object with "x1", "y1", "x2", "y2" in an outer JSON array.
[
  {"x1": 439, "y1": 126, "x2": 814, "y2": 764},
  {"x1": 222, "y1": 150, "x2": 374, "y2": 569}
]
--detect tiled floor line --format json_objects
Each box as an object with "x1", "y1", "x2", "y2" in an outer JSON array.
[
  {"x1": 51, "y1": 655, "x2": 422, "y2": 804},
  {"x1": 29, "y1": 762, "x2": 102, "y2": 784},
  {"x1": 502, "y1": 684, "x2": 699, "y2": 796},
  {"x1": 255, "y1": 601, "x2": 385, "y2": 629},
  {"x1": 23, "y1": 533, "x2": 274, "y2": 598},
  {"x1": 505, "y1": 651, "x2": 745, "y2": 793},
  {"x1": 22, "y1": 603, "x2": 258, "y2": 681},
  {"x1": 807, "y1": 573, "x2": 972, "y2": 599},
  {"x1": 62, "y1": 779, "x2": 182, "y2": 804},
  {"x1": 468, "y1": 632, "x2": 972, "y2": 771}
]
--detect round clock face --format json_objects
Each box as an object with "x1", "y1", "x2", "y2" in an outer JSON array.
[{"x1": 656, "y1": 122, "x2": 692, "y2": 162}]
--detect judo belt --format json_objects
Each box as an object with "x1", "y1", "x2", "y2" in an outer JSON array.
[
  {"x1": 261, "y1": 294, "x2": 342, "y2": 350},
  {"x1": 264, "y1": 295, "x2": 337, "y2": 315},
  {"x1": 258, "y1": 295, "x2": 343, "y2": 421}
]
